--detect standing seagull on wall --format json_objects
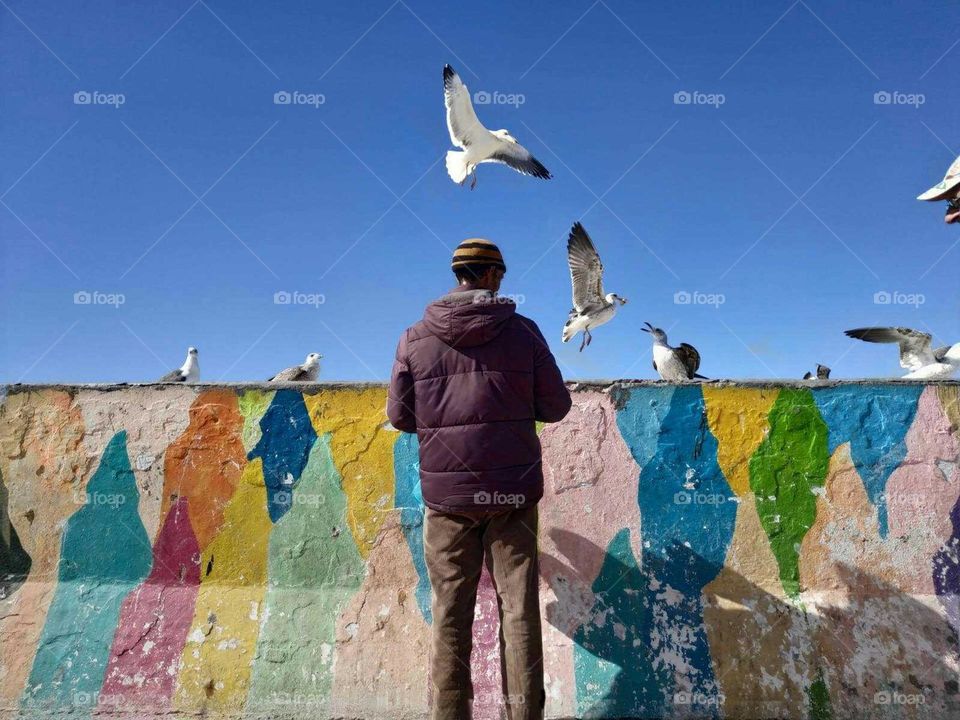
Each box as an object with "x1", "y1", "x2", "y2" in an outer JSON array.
[
  {"x1": 443, "y1": 64, "x2": 551, "y2": 189},
  {"x1": 268, "y1": 353, "x2": 322, "y2": 382},
  {"x1": 643, "y1": 323, "x2": 707, "y2": 380},
  {"x1": 803, "y1": 364, "x2": 831, "y2": 380},
  {"x1": 561, "y1": 222, "x2": 627, "y2": 351},
  {"x1": 845, "y1": 327, "x2": 960, "y2": 379},
  {"x1": 158, "y1": 347, "x2": 199, "y2": 383}
]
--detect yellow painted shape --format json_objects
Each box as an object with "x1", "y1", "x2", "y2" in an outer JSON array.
[
  {"x1": 938, "y1": 386, "x2": 960, "y2": 439},
  {"x1": 174, "y1": 459, "x2": 272, "y2": 714},
  {"x1": 303, "y1": 388, "x2": 395, "y2": 558},
  {"x1": 702, "y1": 386, "x2": 780, "y2": 496},
  {"x1": 237, "y1": 389, "x2": 275, "y2": 453}
]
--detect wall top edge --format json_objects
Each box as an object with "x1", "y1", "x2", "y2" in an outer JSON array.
[{"x1": 2, "y1": 378, "x2": 958, "y2": 394}]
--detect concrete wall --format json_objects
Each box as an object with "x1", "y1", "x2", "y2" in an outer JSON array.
[{"x1": 1, "y1": 382, "x2": 958, "y2": 719}]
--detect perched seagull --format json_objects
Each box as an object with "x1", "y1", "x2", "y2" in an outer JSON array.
[
  {"x1": 443, "y1": 64, "x2": 551, "y2": 190},
  {"x1": 561, "y1": 222, "x2": 627, "y2": 352},
  {"x1": 268, "y1": 353, "x2": 322, "y2": 382},
  {"x1": 917, "y1": 153, "x2": 960, "y2": 224},
  {"x1": 642, "y1": 322, "x2": 707, "y2": 381},
  {"x1": 158, "y1": 347, "x2": 199, "y2": 383},
  {"x1": 845, "y1": 327, "x2": 960, "y2": 379},
  {"x1": 803, "y1": 364, "x2": 831, "y2": 380}
]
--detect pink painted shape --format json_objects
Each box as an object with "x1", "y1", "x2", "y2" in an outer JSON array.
[
  {"x1": 536, "y1": 391, "x2": 641, "y2": 717},
  {"x1": 885, "y1": 387, "x2": 960, "y2": 591},
  {"x1": 470, "y1": 562, "x2": 504, "y2": 720},
  {"x1": 98, "y1": 498, "x2": 201, "y2": 711}
]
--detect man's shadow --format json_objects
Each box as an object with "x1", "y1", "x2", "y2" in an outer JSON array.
[{"x1": 540, "y1": 528, "x2": 960, "y2": 719}]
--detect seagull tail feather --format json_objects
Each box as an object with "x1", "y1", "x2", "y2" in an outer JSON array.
[{"x1": 445, "y1": 151, "x2": 470, "y2": 184}]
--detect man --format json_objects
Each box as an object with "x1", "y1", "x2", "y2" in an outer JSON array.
[
  {"x1": 387, "y1": 238, "x2": 571, "y2": 720},
  {"x1": 917, "y1": 153, "x2": 960, "y2": 224}
]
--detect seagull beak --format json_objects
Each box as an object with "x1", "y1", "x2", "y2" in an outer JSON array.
[
  {"x1": 642, "y1": 321, "x2": 652, "y2": 332},
  {"x1": 619, "y1": 297, "x2": 628, "y2": 305}
]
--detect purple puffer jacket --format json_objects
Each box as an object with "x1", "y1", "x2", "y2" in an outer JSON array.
[{"x1": 387, "y1": 286, "x2": 572, "y2": 513}]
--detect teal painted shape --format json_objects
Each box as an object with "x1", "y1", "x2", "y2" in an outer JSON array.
[
  {"x1": 573, "y1": 529, "x2": 668, "y2": 718},
  {"x1": 247, "y1": 433, "x2": 365, "y2": 713},
  {"x1": 22, "y1": 431, "x2": 152, "y2": 711},
  {"x1": 605, "y1": 385, "x2": 734, "y2": 718},
  {"x1": 394, "y1": 433, "x2": 431, "y2": 623},
  {"x1": 812, "y1": 385, "x2": 922, "y2": 536}
]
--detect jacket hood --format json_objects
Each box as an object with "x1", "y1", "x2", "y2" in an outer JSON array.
[{"x1": 422, "y1": 287, "x2": 516, "y2": 348}]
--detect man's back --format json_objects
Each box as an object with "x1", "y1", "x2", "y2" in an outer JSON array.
[{"x1": 387, "y1": 286, "x2": 571, "y2": 513}]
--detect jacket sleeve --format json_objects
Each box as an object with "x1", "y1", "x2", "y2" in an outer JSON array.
[
  {"x1": 387, "y1": 332, "x2": 418, "y2": 433},
  {"x1": 528, "y1": 321, "x2": 572, "y2": 423}
]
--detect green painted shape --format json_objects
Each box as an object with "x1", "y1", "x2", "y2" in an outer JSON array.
[
  {"x1": 748, "y1": 388, "x2": 829, "y2": 597},
  {"x1": 238, "y1": 389, "x2": 276, "y2": 452},
  {"x1": 22, "y1": 431, "x2": 152, "y2": 709},
  {"x1": 246, "y1": 433, "x2": 365, "y2": 712},
  {"x1": 808, "y1": 669, "x2": 833, "y2": 720}
]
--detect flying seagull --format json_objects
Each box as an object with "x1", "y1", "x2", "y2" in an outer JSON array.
[
  {"x1": 803, "y1": 364, "x2": 831, "y2": 380},
  {"x1": 268, "y1": 353, "x2": 322, "y2": 382},
  {"x1": 917, "y1": 153, "x2": 960, "y2": 224},
  {"x1": 158, "y1": 347, "x2": 199, "y2": 383},
  {"x1": 845, "y1": 327, "x2": 960, "y2": 379},
  {"x1": 443, "y1": 64, "x2": 551, "y2": 190},
  {"x1": 642, "y1": 323, "x2": 707, "y2": 381},
  {"x1": 561, "y1": 222, "x2": 627, "y2": 352}
]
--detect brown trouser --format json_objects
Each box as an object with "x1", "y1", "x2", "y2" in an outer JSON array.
[{"x1": 424, "y1": 504, "x2": 544, "y2": 720}]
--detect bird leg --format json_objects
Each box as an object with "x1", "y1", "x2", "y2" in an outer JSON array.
[
  {"x1": 579, "y1": 332, "x2": 587, "y2": 352},
  {"x1": 586, "y1": 330, "x2": 593, "y2": 347},
  {"x1": 470, "y1": 172, "x2": 477, "y2": 191}
]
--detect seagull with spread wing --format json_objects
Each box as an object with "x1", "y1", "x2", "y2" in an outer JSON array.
[
  {"x1": 443, "y1": 64, "x2": 551, "y2": 190},
  {"x1": 561, "y1": 222, "x2": 627, "y2": 351},
  {"x1": 642, "y1": 323, "x2": 707, "y2": 381},
  {"x1": 845, "y1": 327, "x2": 960, "y2": 379},
  {"x1": 268, "y1": 353, "x2": 322, "y2": 382},
  {"x1": 158, "y1": 347, "x2": 199, "y2": 383}
]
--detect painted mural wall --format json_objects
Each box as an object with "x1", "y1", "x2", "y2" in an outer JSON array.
[{"x1": 1, "y1": 382, "x2": 958, "y2": 719}]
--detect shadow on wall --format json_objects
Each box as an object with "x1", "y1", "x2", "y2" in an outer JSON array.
[
  {"x1": 541, "y1": 528, "x2": 960, "y2": 719},
  {"x1": 0, "y1": 468, "x2": 31, "y2": 600}
]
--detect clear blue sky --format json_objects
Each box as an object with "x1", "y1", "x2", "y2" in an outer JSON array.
[{"x1": 2, "y1": 0, "x2": 958, "y2": 382}]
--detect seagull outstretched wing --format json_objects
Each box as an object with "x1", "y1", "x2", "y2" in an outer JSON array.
[
  {"x1": 443, "y1": 65, "x2": 487, "y2": 149},
  {"x1": 486, "y1": 143, "x2": 552, "y2": 179},
  {"x1": 567, "y1": 222, "x2": 605, "y2": 312},
  {"x1": 844, "y1": 326, "x2": 935, "y2": 370}
]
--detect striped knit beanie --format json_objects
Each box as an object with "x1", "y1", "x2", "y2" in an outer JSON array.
[{"x1": 451, "y1": 238, "x2": 506, "y2": 272}]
